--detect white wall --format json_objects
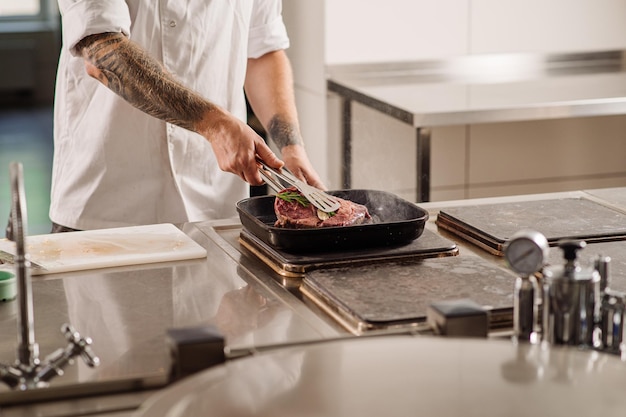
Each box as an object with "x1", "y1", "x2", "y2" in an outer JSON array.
[
  {"x1": 325, "y1": 0, "x2": 468, "y2": 64},
  {"x1": 324, "y1": 0, "x2": 626, "y2": 63},
  {"x1": 470, "y1": 0, "x2": 626, "y2": 54}
]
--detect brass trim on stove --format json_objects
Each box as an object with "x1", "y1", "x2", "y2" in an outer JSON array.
[
  {"x1": 238, "y1": 236, "x2": 304, "y2": 279},
  {"x1": 436, "y1": 214, "x2": 505, "y2": 256}
]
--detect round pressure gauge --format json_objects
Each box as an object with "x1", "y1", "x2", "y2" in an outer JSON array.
[{"x1": 504, "y1": 230, "x2": 550, "y2": 276}]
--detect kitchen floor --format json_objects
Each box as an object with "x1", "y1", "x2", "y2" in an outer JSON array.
[{"x1": 0, "y1": 104, "x2": 54, "y2": 236}]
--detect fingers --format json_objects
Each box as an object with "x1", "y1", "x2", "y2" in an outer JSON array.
[
  {"x1": 240, "y1": 161, "x2": 263, "y2": 186},
  {"x1": 297, "y1": 168, "x2": 326, "y2": 190},
  {"x1": 242, "y1": 138, "x2": 289, "y2": 186},
  {"x1": 304, "y1": 173, "x2": 326, "y2": 190},
  {"x1": 280, "y1": 144, "x2": 327, "y2": 190},
  {"x1": 206, "y1": 116, "x2": 322, "y2": 188},
  {"x1": 208, "y1": 120, "x2": 283, "y2": 185},
  {"x1": 244, "y1": 140, "x2": 283, "y2": 185}
]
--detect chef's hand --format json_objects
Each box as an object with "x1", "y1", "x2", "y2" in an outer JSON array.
[
  {"x1": 204, "y1": 111, "x2": 283, "y2": 185},
  {"x1": 281, "y1": 144, "x2": 326, "y2": 190}
]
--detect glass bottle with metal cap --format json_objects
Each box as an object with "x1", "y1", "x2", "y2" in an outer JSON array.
[{"x1": 542, "y1": 240, "x2": 600, "y2": 347}]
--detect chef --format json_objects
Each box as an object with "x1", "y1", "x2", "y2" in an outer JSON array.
[{"x1": 50, "y1": 0, "x2": 323, "y2": 232}]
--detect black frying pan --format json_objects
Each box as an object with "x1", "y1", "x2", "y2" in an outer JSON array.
[{"x1": 236, "y1": 189, "x2": 429, "y2": 254}]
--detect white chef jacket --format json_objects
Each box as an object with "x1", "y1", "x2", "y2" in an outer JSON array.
[{"x1": 51, "y1": 0, "x2": 290, "y2": 230}]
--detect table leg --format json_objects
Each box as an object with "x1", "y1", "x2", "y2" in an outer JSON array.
[
  {"x1": 416, "y1": 127, "x2": 431, "y2": 202},
  {"x1": 341, "y1": 98, "x2": 352, "y2": 189}
]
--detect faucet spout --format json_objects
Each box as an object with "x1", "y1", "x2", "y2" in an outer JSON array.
[{"x1": 8, "y1": 162, "x2": 39, "y2": 369}]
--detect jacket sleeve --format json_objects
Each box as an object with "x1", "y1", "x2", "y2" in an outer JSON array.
[
  {"x1": 248, "y1": 0, "x2": 290, "y2": 59},
  {"x1": 58, "y1": 0, "x2": 132, "y2": 56}
]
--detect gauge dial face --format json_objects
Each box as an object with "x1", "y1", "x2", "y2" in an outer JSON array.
[{"x1": 504, "y1": 231, "x2": 549, "y2": 276}]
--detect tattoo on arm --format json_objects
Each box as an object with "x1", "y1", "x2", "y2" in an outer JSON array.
[
  {"x1": 267, "y1": 115, "x2": 303, "y2": 149},
  {"x1": 75, "y1": 33, "x2": 213, "y2": 132}
]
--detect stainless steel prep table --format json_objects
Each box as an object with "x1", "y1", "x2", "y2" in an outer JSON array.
[
  {"x1": 328, "y1": 50, "x2": 626, "y2": 201},
  {"x1": 2, "y1": 187, "x2": 626, "y2": 415},
  {"x1": 0, "y1": 221, "x2": 342, "y2": 416}
]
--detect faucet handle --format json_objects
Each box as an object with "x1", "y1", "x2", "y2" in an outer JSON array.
[
  {"x1": 79, "y1": 342, "x2": 100, "y2": 368},
  {"x1": 61, "y1": 324, "x2": 100, "y2": 368}
]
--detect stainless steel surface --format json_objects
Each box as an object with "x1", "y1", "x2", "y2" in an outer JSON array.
[
  {"x1": 133, "y1": 335, "x2": 626, "y2": 417},
  {"x1": 257, "y1": 160, "x2": 341, "y2": 213},
  {"x1": 0, "y1": 221, "x2": 340, "y2": 411},
  {"x1": 0, "y1": 389, "x2": 157, "y2": 417},
  {"x1": 328, "y1": 51, "x2": 626, "y2": 127},
  {"x1": 329, "y1": 51, "x2": 626, "y2": 198}
]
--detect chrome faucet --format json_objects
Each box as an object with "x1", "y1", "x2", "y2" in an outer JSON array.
[{"x1": 0, "y1": 162, "x2": 99, "y2": 390}]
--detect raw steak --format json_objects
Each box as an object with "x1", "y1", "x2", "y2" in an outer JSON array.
[{"x1": 274, "y1": 187, "x2": 371, "y2": 228}]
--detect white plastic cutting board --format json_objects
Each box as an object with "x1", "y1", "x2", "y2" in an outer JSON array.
[{"x1": 0, "y1": 223, "x2": 207, "y2": 275}]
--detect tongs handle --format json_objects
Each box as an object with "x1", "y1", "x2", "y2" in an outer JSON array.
[
  {"x1": 257, "y1": 160, "x2": 296, "y2": 188},
  {"x1": 257, "y1": 164, "x2": 285, "y2": 194}
]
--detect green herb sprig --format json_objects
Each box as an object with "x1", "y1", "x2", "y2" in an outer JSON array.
[
  {"x1": 277, "y1": 190, "x2": 338, "y2": 218},
  {"x1": 277, "y1": 191, "x2": 310, "y2": 207}
]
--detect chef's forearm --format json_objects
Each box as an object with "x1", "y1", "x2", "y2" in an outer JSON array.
[
  {"x1": 75, "y1": 32, "x2": 222, "y2": 134},
  {"x1": 244, "y1": 50, "x2": 303, "y2": 150}
]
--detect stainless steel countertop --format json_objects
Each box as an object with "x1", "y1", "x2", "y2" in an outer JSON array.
[
  {"x1": 327, "y1": 50, "x2": 626, "y2": 127},
  {"x1": 0, "y1": 221, "x2": 341, "y2": 415},
  {"x1": 2, "y1": 188, "x2": 626, "y2": 416}
]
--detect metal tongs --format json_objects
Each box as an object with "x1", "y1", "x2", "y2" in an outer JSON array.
[{"x1": 257, "y1": 159, "x2": 341, "y2": 213}]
